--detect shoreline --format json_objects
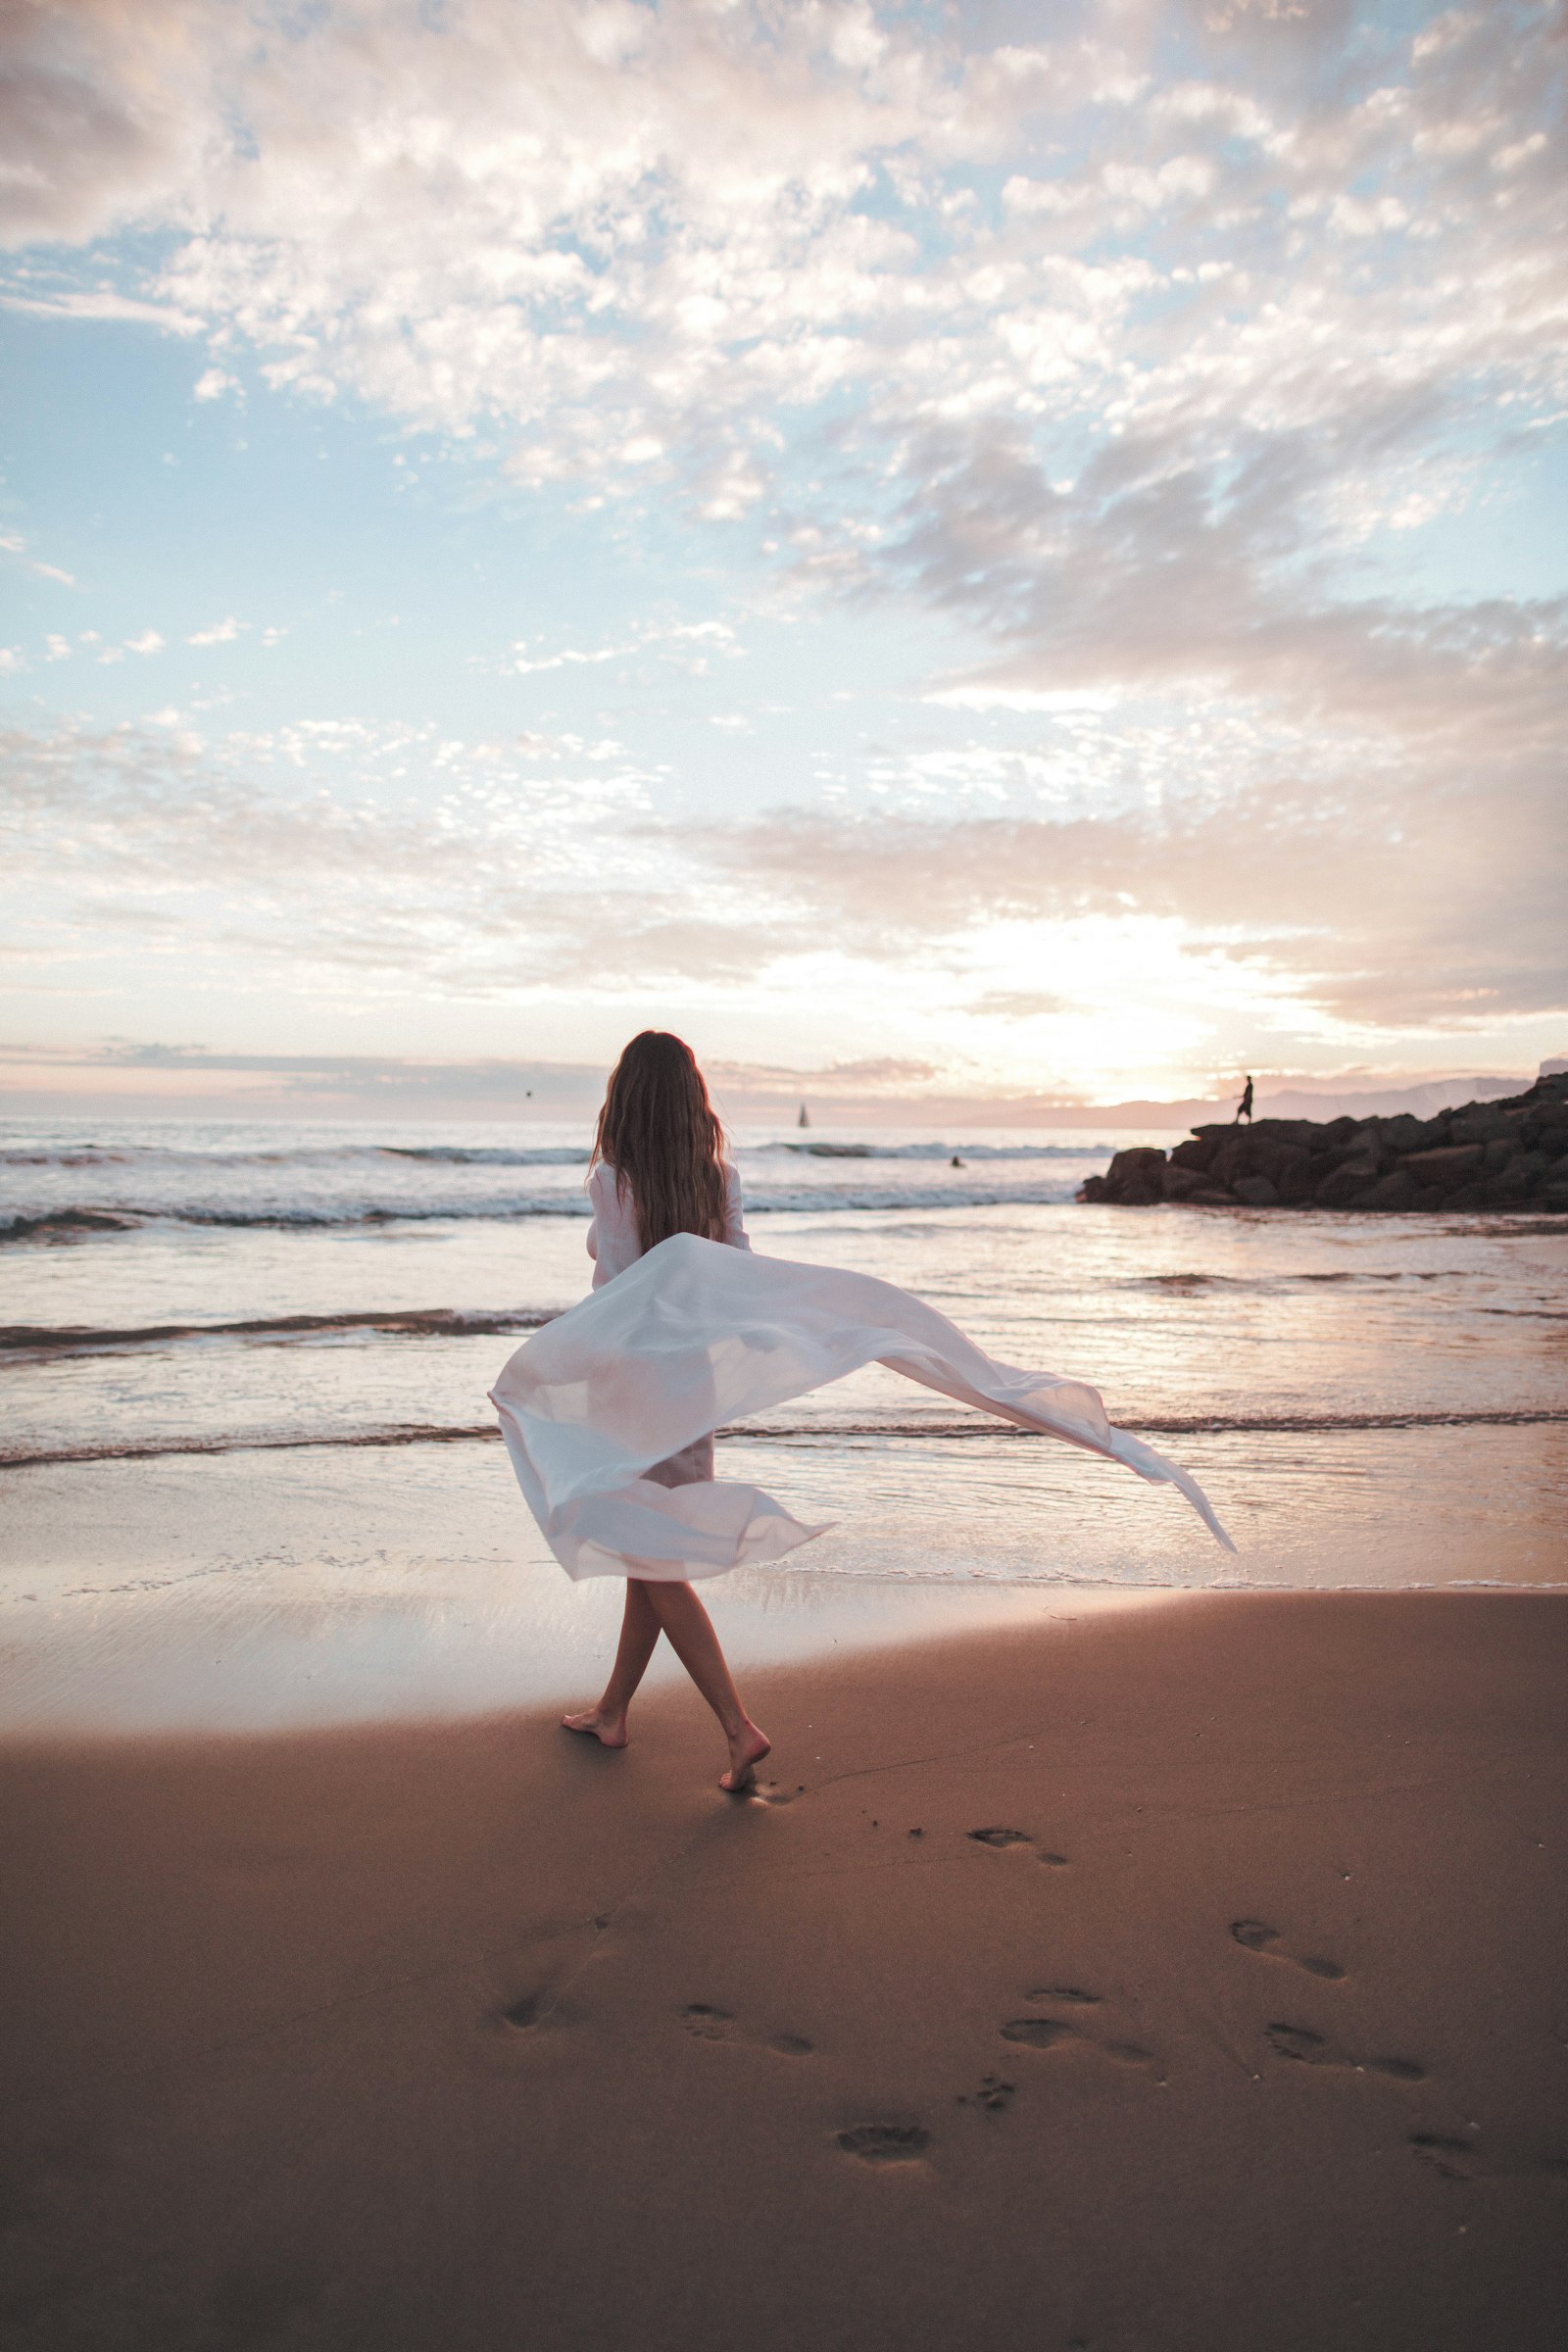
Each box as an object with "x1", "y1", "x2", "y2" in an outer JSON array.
[
  {"x1": 3, "y1": 1592, "x2": 1564, "y2": 2350},
  {"x1": 5, "y1": 1422, "x2": 1568, "y2": 1741}
]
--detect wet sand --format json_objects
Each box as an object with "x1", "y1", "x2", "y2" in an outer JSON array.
[{"x1": 2, "y1": 1591, "x2": 1565, "y2": 2351}]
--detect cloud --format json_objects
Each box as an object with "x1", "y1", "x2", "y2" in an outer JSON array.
[
  {"x1": 5, "y1": 6, "x2": 1562, "y2": 521},
  {"x1": 506, "y1": 640, "x2": 630, "y2": 676},
  {"x1": 0, "y1": 710, "x2": 800, "y2": 998},
  {"x1": 9, "y1": 6, "x2": 1563, "y2": 596},
  {"x1": 702, "y1": 692, "x2": 1568, "y2": 1031},
  {"x1": 970, "y1": 992, "x2": 1073, "y2": 1019},
  {"x1": 0, "y1": 287, "x2": 201, "y2": 333},
  {"x1": 490, "y1": 617, "x2": 745, "y2": 677},
  {"x1": 2, "y1": 1, "x2": 1565, "y2": 1085},
  {"x1": 4, "y1": 651, "x2": 1560, "y2": 1054},
  {"x1": 186, "y1": 615, "x2": 242, "y2": 645},
  {"x1": 0, "y1": 1038, "x2": 607, "y2": 1109},
  {"x1": 0, "y1": 528, "x2": 76, "y2": 587},
  {"x1": 0, "y1": 0, "x2": 228, "y2": 250}
]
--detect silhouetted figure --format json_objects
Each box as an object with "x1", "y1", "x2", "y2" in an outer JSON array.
[{"x1": 1234, "y1": 1075, "x2": 1254, "y2": 1125}]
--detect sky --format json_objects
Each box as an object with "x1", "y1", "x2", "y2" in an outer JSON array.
[{"x1": 1, "y1": 0, "x2": 1565, "y2": 1120}]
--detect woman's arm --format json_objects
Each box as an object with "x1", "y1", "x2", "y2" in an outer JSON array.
[
  {"x1": 723, "y1": 1160, "x2": 753, "y2": 1252},
  {"x1": 587, "y1": 1161, "x2": 642, "y2": 1288}
]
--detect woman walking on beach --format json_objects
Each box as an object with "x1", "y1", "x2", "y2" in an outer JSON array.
[
  {"x1": 559, "y1": 1030, "x2": 772, "y2": 1791},
  {"x1": 493, "y1": 1035, "x2": 1230, "y2": 1795}
]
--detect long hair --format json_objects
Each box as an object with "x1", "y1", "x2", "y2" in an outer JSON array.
[{"x1": 591, "y1": 1031, "x2": 728, "y2": 1250}]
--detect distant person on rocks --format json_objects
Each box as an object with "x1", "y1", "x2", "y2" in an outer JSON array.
[{"x1": 1235, "y1": 1075, "x2": 1254, "y2": 1125}]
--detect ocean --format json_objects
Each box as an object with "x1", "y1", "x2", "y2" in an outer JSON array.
[{"x1": 3, "y1": 1115, "x2": 1565, "y2": 1732}]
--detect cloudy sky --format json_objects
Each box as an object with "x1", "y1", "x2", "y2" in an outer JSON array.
[{"x1": 1, "y1": 0, "x2": 1564, "y2": 1117}]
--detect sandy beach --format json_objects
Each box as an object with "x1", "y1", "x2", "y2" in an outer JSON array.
[{"x1": 4, "y1": 1590, "x2": 1564, "y2": 2351}]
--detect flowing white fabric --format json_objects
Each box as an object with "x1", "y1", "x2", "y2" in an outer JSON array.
[{"x1": 489, "y1": 1231, "x2": 1234, "y2": 1580}]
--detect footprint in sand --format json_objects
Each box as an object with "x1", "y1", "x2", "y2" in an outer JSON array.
[
  {"x1": 679, "y1": 2002, "x2": 813, "y2": 2057},
  {"x1": 1264, "y1": 2022, "x2": 1426, "y2": 2082},
  {"x1": 1001, "y1": 1997, "x2": 1160, "y2": 2075},
  {"x1": 1409, "y1": 2132, "x2": 1481, "y2": 2181},
  {"x1": 1232, "y1": 1918, "x2": 1347, "y2": 1981},
  {"x1": 956, "y1": 2074, "x2": 1016, "y2": 2113},
  {"x1": 500, "y1": 1991, "x2": 551, "y2": 2033},
  {"x1": 837, "y1": 2124, "x2": 931, "y2": 2166},
  {"x1": 1001, "y1": 2017, "x2": 1075, "y2": 2050},
  {"x1": 1404, "y1": 2135, "x2": 1568, "y2": 2187},
  {"x1": 679, "y1": 2002, "x2": 736, "y2": 2042},
  {"x1": 967, "y1": 1827, "x2": 1070, "y2": 1867},
  {"x1": 1100, "y1": 2039, "x2": 1158, "y2": 2068}
]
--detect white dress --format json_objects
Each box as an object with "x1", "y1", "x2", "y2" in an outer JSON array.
[
  {"x1": 490, "y1": 1175, "x2": 1234, "y2": 1583},
  {"x1": 584, "y1": 1159, "x2": 751, "y2": 1489},
  {"x1": 585, "y1": 1158, "x2": 751, "y2": 1290}
]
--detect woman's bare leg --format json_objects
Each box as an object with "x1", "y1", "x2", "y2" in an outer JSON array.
[
  {"x1": 640, "y1": 1580, "x2": 770, "y2": 1791},
  {"x1": 562, "y1": 1579, "x2": 661, "y2": 1747}
]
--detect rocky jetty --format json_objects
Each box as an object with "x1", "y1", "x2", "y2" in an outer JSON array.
[{"x1": 1078, "y1": 1072, "x2": 1568, "y2": 1213}]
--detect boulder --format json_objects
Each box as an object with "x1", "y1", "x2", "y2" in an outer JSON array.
[
  {"x1": 1105, "y1": 1147, "x2": 1167, "y2": 1190},
  {"x1": 1401, "y1": 1144, "x2": 1484, "y2": 1185},
  {"x1": 1076, "y1": 1148, "x2": 1169, "y2": 1204},
  {"x1": 1169, "y1": 1135, "x2": 1218, "y2": 1174},
  {"x1": 1232, "y1": 1174, "x2": 1279, "y2": 1207},
  {"x1": 1277, "y1": 1153, "x2": 1318, "y2": 1204},
  {"x1": 1448, "y1": 1105, "x2": 1514, "y2": 1145},
  {"x1": 1379, "y1": 1112, "x2": 1446, "y2": 1152},
  {"x1": 1207, "y1": 1136, "x2": 1262, "y2": 1188},
  {"x1": 1483, "y1": 1163, "x2": 1535, "y2": 1205},
  {"x1": 1315, "y1": 1160, "x2": 1379, "y2": 1207},
  {"x1": 1359, "y1": 1169, "x2": 1415, "y2": 1211}
]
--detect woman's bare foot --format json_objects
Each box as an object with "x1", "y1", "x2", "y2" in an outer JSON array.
[
  {"x1": 719, "y1": 1719, "x2": 771, "y2": 1793},
  {"x1": 561, "y1": 1706, "x2": 628, "y2": 1749}
]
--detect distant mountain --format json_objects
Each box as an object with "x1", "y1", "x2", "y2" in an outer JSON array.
[
  {"x1": 992, "y1": 1077, "x2": 1532, "y2": 1130},
  {"x1": 1241, "y1": 1077, "x2": 1529, "y2": 1123}
]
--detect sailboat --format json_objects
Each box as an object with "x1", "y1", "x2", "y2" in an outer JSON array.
[{"x1": 797, "y1": 1102, "x2": 809, "y2": 1128}]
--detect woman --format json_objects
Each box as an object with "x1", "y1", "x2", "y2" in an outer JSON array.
[
  {"x1": 561, "y1": 1030, "x2": 771, "y2": 1792},
  {"x1": 491, "y1": 1033, "x2": 1231, "y2": 1796}
]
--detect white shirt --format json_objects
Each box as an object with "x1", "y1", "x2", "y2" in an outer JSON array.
[{"x1": 586, "y1": 1158, "x2": 752, "y2": 1290}]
